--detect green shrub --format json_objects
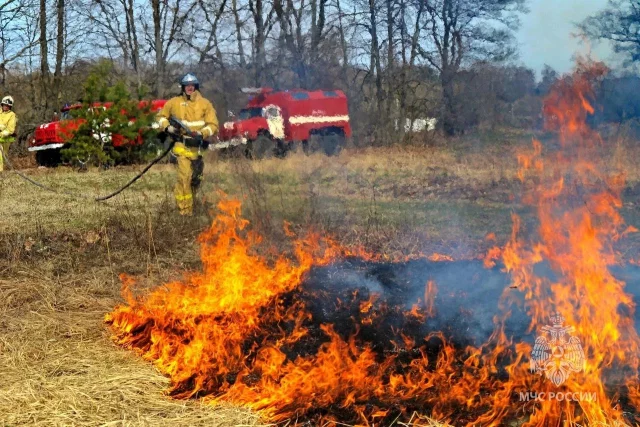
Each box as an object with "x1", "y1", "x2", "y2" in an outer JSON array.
[{"x1": 61, "y1": 61, "x2": 161, "y2": 167}]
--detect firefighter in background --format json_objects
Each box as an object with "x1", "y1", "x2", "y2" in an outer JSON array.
[
  {"x1": 157, "y1": 73, "x2": 219, "y2": 215},
  {"x1": 0, "y1": 96, "x2": 17, "y2": 172}
]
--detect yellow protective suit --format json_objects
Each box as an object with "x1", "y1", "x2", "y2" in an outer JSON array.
[
  {"x1": 157, "y1": 91, "x2": 218, "y2": 215},
  {"x1": 0, "y1": 109, "x2": 17, "y2": 172}
]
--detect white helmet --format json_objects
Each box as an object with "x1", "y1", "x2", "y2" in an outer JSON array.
[
  {"x1": 180, "y1": 73, "x2": 200, "y2": 91},
  {"x1": 1, "y1": 96, "x2": 13, "y2": 108}
]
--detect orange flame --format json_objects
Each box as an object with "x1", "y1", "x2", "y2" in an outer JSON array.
[
  {"x1": 486, "y1": 61, "x2": 640, "y2": 425},
  {"x1": 106, "y1": 199, "x2": 332, "y2": 398},
  {"x1": 106, "y1": 62, "x2": 640, "y2": 425}
]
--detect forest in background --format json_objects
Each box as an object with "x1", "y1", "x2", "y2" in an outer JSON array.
[{"x1": 1, "y1": 0, "x2": 640, "y2": 147}]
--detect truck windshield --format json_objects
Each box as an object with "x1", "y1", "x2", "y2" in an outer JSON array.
[{"x1": 238, "y1": 107, "x2": 263, "y2": 120}]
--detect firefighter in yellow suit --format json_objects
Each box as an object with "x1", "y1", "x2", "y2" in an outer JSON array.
[
  {"x1": 0, "y1": 96, "x2": 17, "y2": 172},
  {"x1": 157, "y1": 73, "x2": 219, "y2": 215}
]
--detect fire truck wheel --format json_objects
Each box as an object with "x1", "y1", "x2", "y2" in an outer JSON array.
[
  {"x1": 35, "y1": 149, "x2": 62, "y2": 167},
  {"x1": 304, "y1": 134, "x2": 322, "y2": 155},
  {"x1": 275, "y1": 140, "x2": 290, "y2": 158},
  {"x1": 321, "y1": 132, "x2": 345, "y2": 156},
  {"x1": 249, "y1": 135, "x2": 275, "y2": 159}
]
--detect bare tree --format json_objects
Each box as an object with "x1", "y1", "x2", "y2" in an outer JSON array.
[
  {"x1": 151, "y1": 0, "x2": 163, "y2": 94},
  {"x1": 367, "y1": 0, "x2": 383, "y2": 108},
  {"x1": 139, "y1": 0, "x2": 198, "y2": 96},
  {"x1": 416, "y1": 0, "x2": 526, "y2": 135},
  {"x1": 384, "y1": 0, "x2": 396, "y2": 115},
  {"x1": 269, "y1": 0, "x2": 329, "y2": 87},
  {"x1": 53, "y1": 0, "x2": 65, "y2": 102},
  {"x1": 580, "y1": 0, "x2": 640, "y2": 64},
  {"x1": 395, "y1": 0, "x2": 424, "y2": 139},
  {"x1": 333, "y1": 0, "x2": 349, "y2": 83},
  {"x1": 232, "y1": 0, "x2": 246, "y2": 66},
  {"x1": 124, "y1": 0, "x2": 141, "y2": 89},
  {"x1": 143, "y1": 0, "x2": 197, "y2": 96},
  {"x1": 84, "y1": 0, "x2": 143, "y2": 90},
  {"x1": 248, "y1": 0, "x2": 273, "y2": 85},
  {"x1": 309, "y1": 0, "x2": 327, "y2": 66},
  {"x1": 272, "y1": 0, "x2": 307, "y2": 86},
  {"x1": 180, "y1": 0, "x2": 227, "y2": 65},
  {"x1": 39, "y1": 0, "x2": 49, "y2": 83},
  {"x1": 0, "y1": 0, "x2": 39, "y2": 85},
  {"x1": 0, "y1": 0, "x2": 540, "y2": 143}
]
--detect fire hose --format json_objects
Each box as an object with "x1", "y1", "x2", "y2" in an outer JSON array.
[{"x1": 0, "y1": 116, "x2": 204, "y2": 202}]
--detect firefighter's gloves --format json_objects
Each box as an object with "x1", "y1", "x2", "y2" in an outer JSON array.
[
  {"x1": 0, "y1": 124, "x2": 5, "y2": 131},
  {"x1": 1, "y1": 130, "x2": 9, "y2": 137},
  {"x1": 188, "y1": 130, "x2": 203, "y2": 139},
  {"x1": 165, "y1": 124, "x2": 201, "y2": 140}
]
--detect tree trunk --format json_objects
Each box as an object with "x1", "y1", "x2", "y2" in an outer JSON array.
[
  {"x1": 397, "y1": 0, "x2": 407, "y2": 140},
  {"x1": 124, "y1": 0, "x2": 142, "y2": 93},
  {"x1": 232, "y1": 0, "x2": 246, "y2": 66},
  {"x1": 293, "y1": 3, "x2": 307, "y2": 87},
  {"x1": 39, "y1": 0, "x2": 50, "y2": 113},
  {"x1": 53, "y1": 0, "x2": 64, "y2": 104},
  {"x1": 441, "y1": 67, "x2": 456, "y2": 136},
  {"x1": 250, "y1": 0, "x2": 265, "y2": 85},
  {"x1": 368, "y1": 0, "x2": 383, "y2": 110},
  {"x1": 310, "y1": 0, "x2": 325, "y2": 70},
  {"x1": 385, "y1": 0, "x2": 393, "y2": 115},
  {"x1": 274, "y1": 0, "x2": 307, "y2": 87},
  {"x1": 152, "y1": 0, "x2": 163, "y2": 96},
  {"x1": 336, "y1": 0, "x2": 349, "y2": 85},
  {"x1": 311, "y1": 0, "x2": 317, "y2": 53},
  {"x1": 398, "y1": 0, "x2": 423, "y2": 141}
]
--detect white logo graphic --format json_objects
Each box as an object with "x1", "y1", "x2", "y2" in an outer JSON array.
[{"x1": 530, "y1": 313, "x2": 585, "y2": 386}]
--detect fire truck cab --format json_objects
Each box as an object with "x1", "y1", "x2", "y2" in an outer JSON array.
[
  {"x1": 29, "y1": 99, "x2": 166, "y2": 166},
  {"x1": 216, "y1": 88, "x2": 351, "y2": 158}
]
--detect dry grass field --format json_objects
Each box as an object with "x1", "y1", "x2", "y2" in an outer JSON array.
[{"x1": 1, "y1": 130, "x2": 639, "y2": 426}]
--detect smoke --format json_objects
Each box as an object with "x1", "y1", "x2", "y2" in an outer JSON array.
[
  {"x1": 610, "y1": 263, "x2": 640, "y2": 334},
  {"x1": 301, "y1": 258, "x2": 640, "y2": 350},
  {"x1": 303, "y1": 259, "x2": 526, "y2": 348}
]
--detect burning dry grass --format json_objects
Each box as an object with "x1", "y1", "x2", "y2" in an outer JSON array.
[
  {"x1": 1, "y1": 121, "x2": 640, "y2": 425},
  {"x1": 0, "y1": 147, "x2": 478, "y2": 426},
  {"x1": 103, "y1": 66, "x2": 640, "y2": 425},
  {"x1": 0, "y1": 271, "x2": 265, "y2": 426},
  {"x1": 0, "y1": 214, "x2": 456, "y2": 425},
  {"x1": 0, "y1": 272, "x2": 451, "y2": 426}
]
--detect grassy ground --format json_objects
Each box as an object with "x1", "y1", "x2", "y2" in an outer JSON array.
[{"x1": 1, "y1": 131, "x2": 639, "y2": 426}]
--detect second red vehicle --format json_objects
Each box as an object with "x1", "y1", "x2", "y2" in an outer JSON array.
[
  {"x1": 29, "y1": 99, "x2": 167, "y2": 166},
  {"x1": 216, "y1": 88, "x2": 351, "y2": 158}
]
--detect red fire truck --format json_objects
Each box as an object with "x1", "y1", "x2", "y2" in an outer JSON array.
[
  {"x1": 216, "y1": 88, "x2": 351, "y2": 158},
  {"x1": 29, "y1": 99, "x2": 166, "y2": 166}
]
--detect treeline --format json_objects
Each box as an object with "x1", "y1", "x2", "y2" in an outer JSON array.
[{"x1": 1, "y1": 0, "x2": 639, "y2": 145}]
